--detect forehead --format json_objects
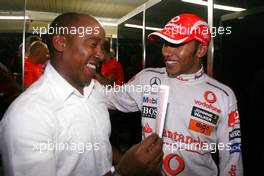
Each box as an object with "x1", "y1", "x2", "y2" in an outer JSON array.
[{"x1": 67, "y1": 16, "x2": 105, "y2": 40}]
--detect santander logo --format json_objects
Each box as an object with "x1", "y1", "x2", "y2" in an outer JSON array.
[{"x1": 143, "y1": 123, "x2": 153, "y2": 133}]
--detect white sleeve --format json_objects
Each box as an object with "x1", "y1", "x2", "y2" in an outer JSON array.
[
  {"x1": 0, "y1": 102, "x2": 56, "y2": 176},
  {"x1": 105, "y1": 73, "x2": 143, "y2": 112},
  {"x1": 217, "y1": 90, "x2": 243, "y2": 176}
]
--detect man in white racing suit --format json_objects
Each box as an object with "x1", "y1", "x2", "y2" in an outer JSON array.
[{"x1": 107, "y1": 13, "x2": 243, "y2": 175}]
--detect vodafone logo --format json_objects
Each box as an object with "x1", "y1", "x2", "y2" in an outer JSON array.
[
  {"x1": 228, "y1": 110, "x2": 240, "y2": 127},
  {"x1": 170, "y1": 16, "x2": 180, "y2": 23},
  {"x1": 163, "y1": 153, "x2": 185, "y2": 175},
  {"x1": 204, "y1": 91, "x2": 217, "y2": 103}
]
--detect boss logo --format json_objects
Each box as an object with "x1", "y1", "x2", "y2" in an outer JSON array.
[{"x1": 142, "y1": 106, "x2": 157, "y2": 119}]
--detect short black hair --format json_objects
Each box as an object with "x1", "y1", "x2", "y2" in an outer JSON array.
[
  {"x1": 26, "y1": 35, "x2": 41, "y2": 44},
  {"x1": 45, "y1": 12, "x2": 80, "y2": 57},
  {"x1": 103, "y1": 39, "x2": 110, "y2": 53},
  {"x1": 28, "y1": 41, "x2": 48, "y2": 56}
]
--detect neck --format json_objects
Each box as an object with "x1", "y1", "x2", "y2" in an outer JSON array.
[{"x1": 174, "y1": 66, "x2": 204, "y2": 82}]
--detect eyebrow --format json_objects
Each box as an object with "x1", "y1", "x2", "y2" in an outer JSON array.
[{"x1": 86, "y1": 36, "x2": 101, "y2": 41}]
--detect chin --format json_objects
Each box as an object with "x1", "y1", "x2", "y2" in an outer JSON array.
[
  {"x1": 84, "y1": 79, "x2": 92, "y2": 85},
  {"x1": 167, "y1": 72, "x2": 178, "y2": 78},
  {"x1": 166, "y1": 69, "x2": 179, "y2": 77},
  {"x1": 79, "y1": 78, "x2": 91, "y2": 86}
]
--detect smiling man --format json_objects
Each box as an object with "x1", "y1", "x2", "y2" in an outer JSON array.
[
  {"x1": 107, "y1": 13, "x2": 243, "y2": 176},
  {"x1": 0, "y1": 13, "x2": 163, "y2": 176}
]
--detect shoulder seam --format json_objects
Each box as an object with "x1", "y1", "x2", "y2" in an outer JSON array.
[
  {"x1": 206, "y1": 82, "x2": 229, "y2": 96},
  {"x1": 145, "y1": 69, "x2": 165, "y2": 74}
]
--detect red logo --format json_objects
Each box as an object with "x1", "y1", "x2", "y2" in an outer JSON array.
[
  {"x1": 228, "y1": 110, "x2": 240, "y2": 127},
  {"x1": 188, "y1": 119, "x2": 214, "y2": 136},
  {"x1": 228, "y1": 165, "x2": 236, "y2": 176},
  {"x1": 163, "y1": 153, "x2": 185, "y2": 175},
  {"x1": 204, "y1": 91, "x2": 217, "y2": 103},
  {"x1": 143, "y1": 123, "x2": 152, "y2": 133},
  {"x1": 194, "y1": 99, "x2": 221, "y2": 113}
]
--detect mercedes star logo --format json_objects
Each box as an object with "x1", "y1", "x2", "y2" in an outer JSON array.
[{"x1": 150, "y1": 77, "x2": 161, "y2": 86}]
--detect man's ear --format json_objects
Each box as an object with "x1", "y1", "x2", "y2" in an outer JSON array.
[
  {"x1": 196, "y1": 43, "x2": 209, "y2": 58},
  {"x1": 52, "y1": 35, "x2": 66, "y2": 52}
]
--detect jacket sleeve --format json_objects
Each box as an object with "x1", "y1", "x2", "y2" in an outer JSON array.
[
  {"x1": 105, "y1": 72, "x2": 144, "y2": 112},
  {"x1": 217, "y1": 90, "x2": 243, "y2": 176}
]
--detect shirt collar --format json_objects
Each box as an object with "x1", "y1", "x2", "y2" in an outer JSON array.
[
  {"x1": 175, "y1": 66, "x2": 204, "y2": 82},
  {"x1": 45, "y1": 62, "x2": 95, "y2": 102}
]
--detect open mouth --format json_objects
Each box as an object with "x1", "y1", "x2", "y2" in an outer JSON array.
[
  {"x1": 165, "y1": 60, "x2": 179, "y2": 64},
  {"x1": 86, "y1": 63, "x2": 96, "y2": 70}
]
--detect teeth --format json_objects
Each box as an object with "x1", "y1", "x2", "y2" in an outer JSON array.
[
  {"x1": 166, "y1": 61, "x2": 178, "y2": 64},
  {"x1": 87, "y1": 63, "x2": 96, "y2": 70}
]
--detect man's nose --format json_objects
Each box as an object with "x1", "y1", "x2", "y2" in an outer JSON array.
[
  {"x1": 94, "y1": 46, "x2": 104, "y2": 60},
  {"x1": 162, "y1": 45, "x2": 172, "y2": 58}
]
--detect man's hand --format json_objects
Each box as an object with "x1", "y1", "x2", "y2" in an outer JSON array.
[{"x1": 115, "y1": 133, "x2": 163, "y2": 176}]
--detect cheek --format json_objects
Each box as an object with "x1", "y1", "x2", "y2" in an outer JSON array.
[
  {"x1": 78, "y1": 49, "x2": 88, "y2": 59},
  {"x1": 162, "y1": 47, "x2": 165, "y2": 55},
  {"x1": 178, "y1": 47, "x2": 194, "y2": 60},
  {"x1": 71, "y1": 45, "x2": 91, "y2": 60}
]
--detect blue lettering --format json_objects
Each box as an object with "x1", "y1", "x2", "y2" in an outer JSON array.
[
  {"x1": 230, "y1": 143, "x2": 241, "y2": 154},
  {"x1": 143, "y1": 96, "x2": 157, "y2": 104}
]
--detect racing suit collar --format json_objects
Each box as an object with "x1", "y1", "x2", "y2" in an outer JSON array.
[{"x1": 175, "y1": 66, "x2": 204, "y2": 82}]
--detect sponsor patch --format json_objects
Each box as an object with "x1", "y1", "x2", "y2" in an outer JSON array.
[
  {"x1": 143, "y1": 123, "x2": 153, "y2": 133},
  {"x1": 228, "y1": 110, "x2": 240, "y2": 127},
  {"x1": 188, "y1": 119, "x2": 214, "y2": 136},
  {"x1": 150, "y1": 77, "x2": 161, "y2": 86},
  {"x1": 194, "y1": 99, "x2": 221, "y2": 113},
  {"x1": 191, "y1": 106, "x2": 219, "y2": 125},
  {"x1": 230, "y1": 143, "x2": 241, "y2": 154},
  {"x1": 142, "y1": 106, "x2": 157, "y2": 119},
  {"x1": 143, "y1": 96, "x2": 158, "y2": 105},
  {"x1": 228, "y1": 165, "x2": 237, "y2": 176},
  {"x1": 204, "y1": 91, "x2": 217, "y2": 103},
  {"x1": 229, "y1": 129, "x2": 241, "y2": 141}
]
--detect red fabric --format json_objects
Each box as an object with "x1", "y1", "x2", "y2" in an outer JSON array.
[
  {"x1": 24, "y1": 57, "x2": 44, "y2": 86},
  {"x1": 148, "y1": 13, "x2": 211, "y2": 45},
  {"x1": 101, "y1": 57, "x2": 124, "y2": 86}
]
